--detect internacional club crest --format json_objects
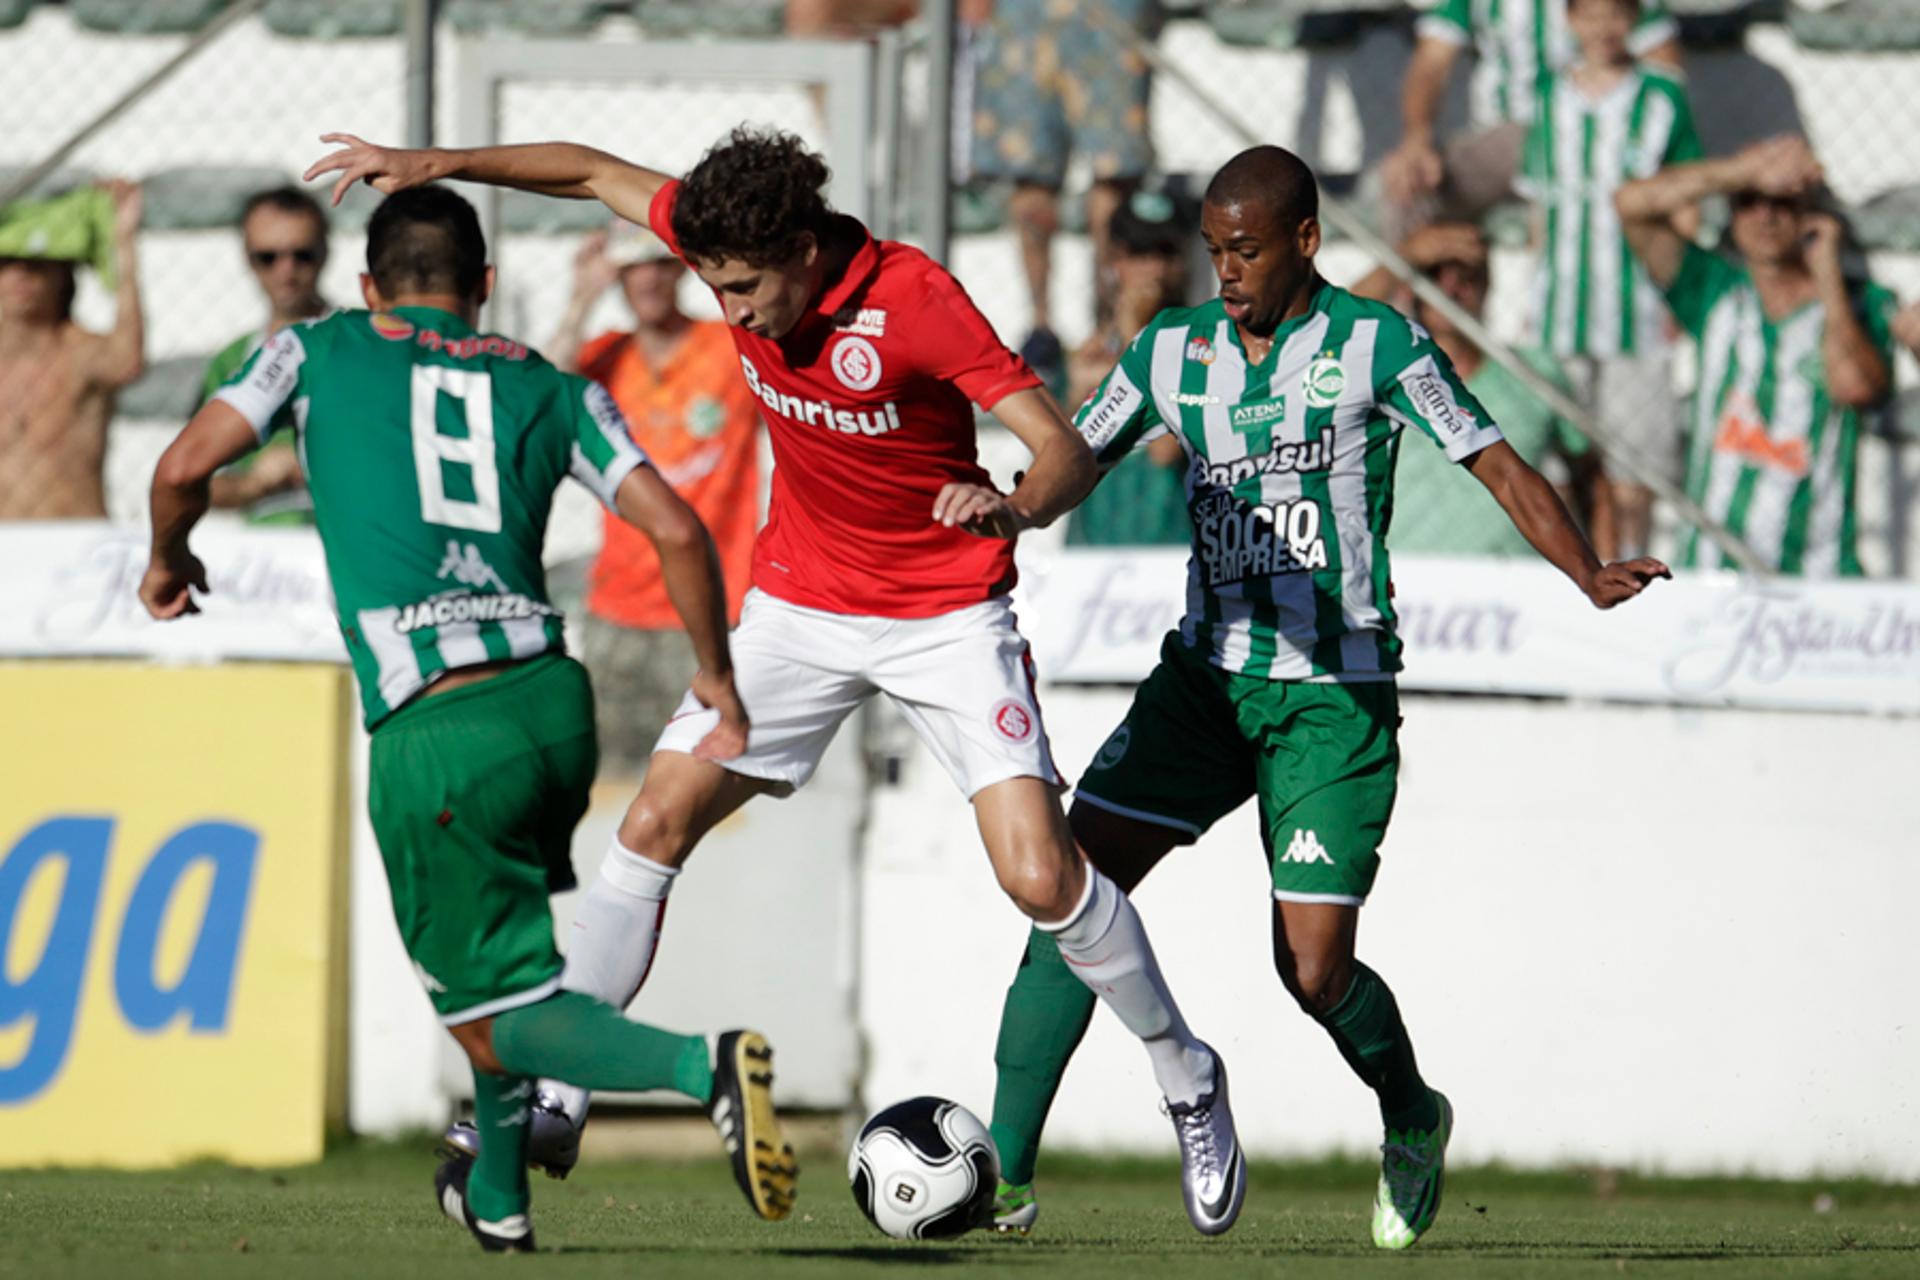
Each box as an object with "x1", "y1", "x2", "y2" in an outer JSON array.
[
  {"x1": 831, "y1": 335, "x2": 883, "y2": 392},
  {"x1": 1303, "y1": 353, "x2": 1347, "y2": 408},
  {"x1": 992, "y1": 699, "x2": 1036, "y2": 744}
]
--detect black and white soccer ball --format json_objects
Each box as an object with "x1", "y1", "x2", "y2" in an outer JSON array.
[{"x1": 847, "y1": 1096, "x2": 1000, "y2": 1240}]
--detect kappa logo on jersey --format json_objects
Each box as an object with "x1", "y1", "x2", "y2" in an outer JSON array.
[
  {"x1": 1186, "y1": 335, "x2": 1216, "y2": 365},
  {"x1": 1092, "y1": 724, "x2": 1131, "y2": 770},
  {"x1": 1078, "y1": 376, "x2": 1143, "y2": 453},
  {"x1": 370, "y1": 312, "x2": 416, "y2": 341},
  {"x1": 1281, "y1": 829, "x2": 1333, "y2": 865},
  {"x1": 1303, "y1": 354, "x2": 1347, "y2": 408},
  {"x1": 1193, "y1": 490, "x2": 1330, "y2": 583},
  {"x1": 739, "y1": 355, "x2": 903, "y2": 437},
  {"x1": 834, "y1": 307, "x2": 888, "y2": 338},
  {"x1": 992, "y1": 699, "x2": 1036, "y2": 744},
  {"x1": 413, "y1": 961, "x2": 447, "y2": 994},
  {"x1": 1194, "y1": 430, "x2": 1334, "y2": 489},
  {"x1": 830, "y1": 336, "x2": 884, "y2": 392},
  {"x1": 1404, "y1": 369, "x2": 1472, "y2": 437},
  {"x1": 436, "y1": 541, "x2": 508, "y2": 592}
]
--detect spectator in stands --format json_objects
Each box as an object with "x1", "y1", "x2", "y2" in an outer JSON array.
[
  {"x1": 549, "y1": 220, "x2": 762, "y2": 778},
  {"x1": 1616, "y1": 135, "x2": 1894, "y2": 576},
  {"x1": 1352, "y1": 222, "x2": 1613, "y2": 558},
  {"x1": 203, "y1": 186, "x2": 333, "y2": 523},
  {"x1": 965, "y1": 0, "x2": 1157, "y2": 390},
  {"x1": 1064, "y1": 189, "x2": 1190, "y2": 547},
  {"x1": 1516, "y1": 0, "x2": 1700, "y2": 558},
  {"x1": 0, "y1": 179, "x2": 143, "y2": 520},
  {"x1": 1377, "y1": 0, "x2": 1680, "y2": 243}
]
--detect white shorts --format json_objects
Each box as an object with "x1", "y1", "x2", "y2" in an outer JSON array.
[
  {"x1": 1562, "y1": 351, "x2": 1683, "y2": 487},
  {"x1": 653, "y1": 588, "x2": 1063, "y2": 798}
]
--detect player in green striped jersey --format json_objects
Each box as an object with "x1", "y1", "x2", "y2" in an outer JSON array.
[
  {"x1": 988, "y1": 146, "x2": 1668, "y2": 1248},
  {"x1": 139, "y1": 187, "x2": 794, "y2": 1250},
  {"x1": 1616, "y1": 135, "x2": 1895, "y2": 576},
  {"x1": 1517, "y1": 0, "x2": 1701, "y2": 557}
]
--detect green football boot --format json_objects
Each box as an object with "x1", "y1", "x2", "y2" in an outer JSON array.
[{"x1": 1372, "y1": 1091, "x2": 1452, "y2": 1249}]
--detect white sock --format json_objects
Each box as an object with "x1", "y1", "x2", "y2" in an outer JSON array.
[
  {"x1": 544, "y1": 838, "x2": 681, "y2": 1128},
  {"x1": 1039, "y1": 867, "x2": 1216, "y2": 1107}
]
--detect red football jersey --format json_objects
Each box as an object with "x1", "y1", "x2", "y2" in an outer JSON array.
[{"x1": 649, "y1": 180, "x2": 1040, "y2": 618}]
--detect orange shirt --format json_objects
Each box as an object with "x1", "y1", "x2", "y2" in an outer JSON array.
[{"x1": 581, "y1": 323, "x2": 762, "y2": 629}]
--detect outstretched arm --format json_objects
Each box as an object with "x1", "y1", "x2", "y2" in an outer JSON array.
[
  {"x1": 611, "y1": 465, "x2": 746, "y2": 761},
  {"x1": 1463, "y1": 441, "x2": 1669, "y2": 608},
  {"x1": 304, "y1": 133, "x2": 670, "y2": 226},
  {"x1": 932, "y1": 387, "x2": 1098, "y2": 538},
  {"x1": 141, "y1": 401, "x2": 260, "y2": 618}
]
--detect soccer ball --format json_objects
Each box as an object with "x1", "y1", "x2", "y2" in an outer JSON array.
[{"x1": 847, "y1": 1096, "x2": 1000, "y2": 1240}]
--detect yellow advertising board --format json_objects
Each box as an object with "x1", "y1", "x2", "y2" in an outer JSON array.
[{"x1": 1, "y1": 662, "x2": 350, "y2": 1167}]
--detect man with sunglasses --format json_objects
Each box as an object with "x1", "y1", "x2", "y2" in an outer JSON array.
[
  {"x1": 1616, "y1": 135, "x2": 1894, "y2": 576},
  {"x1": 202, "y1": 186, "x2": 333, "y2": 522}
]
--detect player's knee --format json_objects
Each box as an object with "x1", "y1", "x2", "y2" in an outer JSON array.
[
  {"x1": 618, "y1": 797, "x2": 687, "y2": 864},
  {"x1": 997, "y1": 854, "x2": 1075, "y2": 922},
  {"x1": 1277, "y1": 949, "x2": 1353, "y2": 1016},
  {"x1": 448, "y1": 1017, "x2": 505, "y2": 1074}
]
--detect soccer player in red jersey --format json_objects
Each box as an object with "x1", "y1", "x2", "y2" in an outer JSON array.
[{"x1": 309, "y1": 129, "x2": 1248, "y2": 1232}]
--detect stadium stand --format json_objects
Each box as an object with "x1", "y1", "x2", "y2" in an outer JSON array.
[
  {"x1": 263, "y1": 0, "x2": 406, "y2": 39},
  {"x1": 1787, "y1": 0, "x2": 1920, "y2": 51},
  {"x1": 70, "y1": 0, "x2": 229, "y2": 34}
]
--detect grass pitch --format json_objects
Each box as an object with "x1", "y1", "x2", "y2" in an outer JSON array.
[{"x1": 2, "y1": 1140, "x2": 1915, "y2": 1279}]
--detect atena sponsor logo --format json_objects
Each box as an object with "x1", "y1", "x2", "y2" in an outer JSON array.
[
  {"x1": 740, "y1": 355, "x2": 903, "y2": 436},
  {"x1": 1193, "y1": 491, "x2": 1330, "y2": 583}
]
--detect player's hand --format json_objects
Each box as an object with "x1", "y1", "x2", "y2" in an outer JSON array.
[
  {"x1": 933, "y1": 482, "x2": 1025, "y2": 540},
  {"x1": 1582, "y1": 557, "x2": 1671, "y2": 609},
  {"x1": 303, "y1": 133, "x2": 438, "y2": 208},
  {"x1": 1382, "y1": 138, "x2": 1444, "y2": 209},
  {"x1": 139, "y1": 551, "x2": 209, "y2": 620},
  {"x1": 687, "y1": 668, "x2": 749, "y2": 762}
]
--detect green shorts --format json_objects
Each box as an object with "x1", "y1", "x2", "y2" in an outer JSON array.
[
  {"x1": 368, "y1": 654, "x2": 597, "y2": 1024},
  {"x1": 1075, "y1": 634, "x2": 1400, "y2": 905}
]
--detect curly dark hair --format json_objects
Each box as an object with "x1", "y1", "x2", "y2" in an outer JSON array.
[{"x1": 672, "y1": 126, "x2": 834, "y2": 267}]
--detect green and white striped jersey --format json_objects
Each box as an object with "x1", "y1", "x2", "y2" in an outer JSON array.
[
  {"x1": 1662, "y1": 245, "x2": 1895, "y2": 577},
  {"x1": 215, "y1": 306, "x2": 648, "y2": 726},
  {"x1": 1519, "y1": 65, "x2": 1701, "y2": 357},
  {"x1": 1417, "y1": 0, "x2": 1678, "y2": 128},
  {"x1": 1074, "y1": 285, "x2": 1505, "y2": 681}
]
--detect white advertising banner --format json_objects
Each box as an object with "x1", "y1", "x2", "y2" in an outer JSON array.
[
  {"x1": 0, "y1": 521, "x2": 344, "y2": 664},
  {"x1": 1016, "y1": 548, "x2": 1920, "y2": 714}
]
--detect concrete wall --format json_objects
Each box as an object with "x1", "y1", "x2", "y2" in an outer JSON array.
[{"x1": 860, "y1": 689, "x2": 1920, "y2": 1179}]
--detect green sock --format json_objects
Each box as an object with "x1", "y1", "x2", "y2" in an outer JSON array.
[
  {"x1": 988, "y1": 928, "x2": 1097, "y2": 1187},
  {"x1": 1316, "y1": 961, "x2": 1438, "y2": 1133},
  {"x1": 467, "y1": 1069, "x2": 533, "y2": 1223},
  {"x1": 492, "y1": 991, "x2": 713, "y2": 1103}
]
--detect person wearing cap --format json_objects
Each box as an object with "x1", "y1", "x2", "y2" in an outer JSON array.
[
  {"x1": 1062, "y1": 190, "x2": 1193, "y2": 547},
  {"x1": 550, "y1": 220, "x2": 764, "y2": 777},
  {"x1": 1616, "y1": 135, "x2": 1894, "y2": 576},
  {"x1": 0, "y1": 179, "x2": 144, "y2": 519},
  {"x1": 202, "y1": 185, "x2": 335, "y2": 524}
]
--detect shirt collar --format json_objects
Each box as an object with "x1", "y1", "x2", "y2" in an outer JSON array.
[{"x1": 811, "y1": 215, "x2": 881, "y2": 321}]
